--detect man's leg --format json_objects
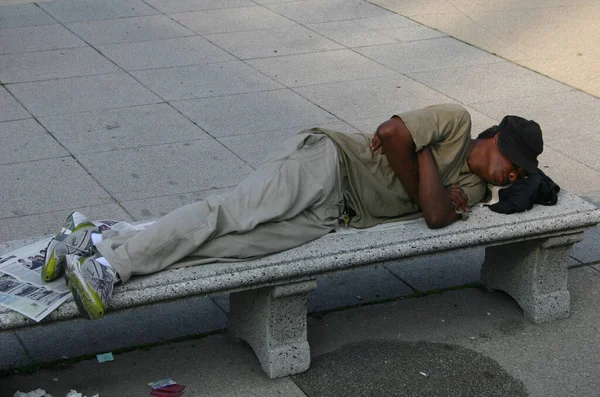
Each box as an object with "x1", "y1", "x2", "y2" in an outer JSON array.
[{"x1": 95, "y1": 133, "x2": 342, "y2": 283}]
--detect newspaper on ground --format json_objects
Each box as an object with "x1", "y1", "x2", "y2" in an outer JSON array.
[{"x1": 0, "y1": 220, "x2": 155, "y2": 322}]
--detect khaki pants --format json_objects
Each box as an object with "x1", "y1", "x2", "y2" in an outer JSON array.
[{"x1": 96, "y1": 133, "x2": 344, "y2": 283}]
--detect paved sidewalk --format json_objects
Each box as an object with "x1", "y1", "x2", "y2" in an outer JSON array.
[
  {"x1": 1, "y1": 0, "x2": 600, "y2": 395},
  {"x1": 369, "y1": 0, "x2": 600, "y2": 98}
]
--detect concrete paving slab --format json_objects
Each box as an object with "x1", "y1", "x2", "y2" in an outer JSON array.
[
  {"x1": 0, "y1": 335, "x2": 308, "y2": 397},
  {"x1": 376, "y1": 0, "x2": 600, "y2": 98},
  {"x1": 132, "y1": 61, "x2": 282, "y2": 101},
  {"x1": 120, "y1": 187, "x2": 230, "y2": 221},
  {"x1": 385, "y1": 248, "x2": 483, "y2": 292},
  {"x1": 0, "y1": 157, "x2": 113, "y2": 219},
  {"x1": 0, "y1": 86, "x2": 29, "y2": 122},
  {"x1": 570, "y1": 229, "x2": 600, "y2": 264},
  {"x1": 537, "y1": 146, "x2": 600, "y2": 195},
  {"x1": 582, "y1": 191, "x2": 600, "y2": 207},
  {"x1": 294, "y1": 75, "x2": 454, "y2": 121},
  {"x1": 38, "y1": 0, "x2": 159, "y2": 23},
  {"x1": 463, "y1": 105, "x2": 501, "y2": 137},
  {"x1": 143, "y1": 0, "x2": 253, "y2": 13},
  {"x1": 39, "y1": 103, "x2": 209, "y2": 154},
  {"x1": 308, "y1": 266, "x2": 414, "y2": 312},
  {"x1": 409, "y1": 13, "x2": 528, "y2": 60},
  {"x1": 305, "y1": 20, "x2": 397, "y2": 48},
  {"x1": 96, "y1": 36, "x2": 235, "y2": 71},
  {"x1": 0, "y1": 203, "x2": 132, "y2": 242},
  {"x1": 66, "y1": 15, "x2": 194, "y2": 45},
  {"x1": 204, "y1": 25, "x2": 343, "y2": 60},
  {"x1": 517, "y1": 56, "x2": 600, "y2": 99},
  {"x1": 0, "y1": 332, "x2": 29, "y2": 369},
  {"x1": 218, "y1": 121, "x2": 357, "y2": 169},
  {"x1": 0, "y1": 119, "x2": 67, "y2": 165},
  {"x1": 0, "y1": 47, "x2": 119, "y2": 83},
  {"x1": 0, "y1": 24, "x2": 86, "y2": 55},
  {"x1": 170, "y1": 6, "x2": 296, "y2": 35},
  {"x1": 0, "y1": 3, "x2": 56, "y2": 29},
  {"x1": 408, "y1": 62, "x2": 573, "y2": 105},
  {"x1": 171, "y1": 89, "x2": 336, "y2": 136},
  {"x1": 8, "y1": 73, "x2": 162, "y2": 117},
  {"x1": 466, "y1": 9, "x2": 595, "y2": 60},
  {"x1": 266, "y1": 0, "x2": 389, "y2": 24},
  {"x1": 547, "y1": 134, "x2": 600, "y2": 172},
  {"x1": 246, "y1": 49, "x2": 396, "y2": 87},
  {"x1": 356, "y1": 37, "x2": 501, "y2": 74},
  {"x1": 15, "y1": 296, "x2": 227, "y2": 365},
  {"x1": 470, "y1": 90, "x2": 600, "y2": 142},
  {"x1": 77, "y1": 140, "x2": 252, "y2": 201}
]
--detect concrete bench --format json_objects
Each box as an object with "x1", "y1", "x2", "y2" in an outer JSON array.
[{"x1": 1, "y1": 191, "x2": 599, "y2": 378}]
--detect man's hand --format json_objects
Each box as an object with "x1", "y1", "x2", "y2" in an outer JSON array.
[
  {"x1": 370, "y1": 133, "x2": 384, "y2": 154},
  {"x1": 446, "y1": 184, "x2": 468, "y2": 213}
]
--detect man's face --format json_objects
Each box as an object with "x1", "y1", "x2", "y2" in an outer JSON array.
[{"x1": 480, "y1": 134, "x2": 526, "y2": 185}]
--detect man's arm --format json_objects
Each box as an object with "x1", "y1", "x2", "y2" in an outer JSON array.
[
  {"x1": 416, "y1": 147, "x2": 461, "y2": 229},
  {"x1": 371, "y1": 117, "x2": 420, "y2": 206},
  {"x1": 371, "y1": 117, "x2": 466, "y2": 229}
]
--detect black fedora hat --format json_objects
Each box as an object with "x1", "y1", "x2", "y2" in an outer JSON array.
[{"x1": 497, "y1": 115, "x2": 543, "y2": 174}]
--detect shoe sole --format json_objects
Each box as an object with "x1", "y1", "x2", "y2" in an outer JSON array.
[
  {"x1": 43, "y1": 221, "x2": 97, "y2": 282},
  {"x1": 41, "y1": 247, "x2": 65, "y2": 282},
  {"x1": 66, "y1": 265, "x2": 105, "y2": 320}
]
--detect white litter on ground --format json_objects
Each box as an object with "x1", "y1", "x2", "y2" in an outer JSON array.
[{"x1": 14, "y1": 390, "x2": 99, "y2": 397}]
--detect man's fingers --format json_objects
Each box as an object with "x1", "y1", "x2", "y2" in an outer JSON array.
[
  {"x1": 370, "y1": 135, "x2": 384, "y2": 153},
  {"x1": 448, "y1": 185, "x2": 468, "y2": 212}
]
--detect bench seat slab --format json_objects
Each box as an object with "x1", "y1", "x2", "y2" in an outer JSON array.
[
  {"x1": 228, "y1": 280, "x2": 316, "y2": 378},
  {"x1": 481, "y1": 232, "x2": 583, "y2": 323}
]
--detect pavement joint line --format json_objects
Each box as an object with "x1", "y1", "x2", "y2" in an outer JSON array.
[
  {"x1": 569, "y1": 260, "x2": 600, "y2": 270},
  {"x1": 124, "y1": 58, "x2": 241, "y2": 72},
  {"x1": 213, "y1": 120, "x2": 354, "y2": 139},
  {"x1": 1, "y1": 70, "x2": 144, "y2": 86},
  {"x1": 466, "y1": 88, "x2": 579, "y2": 109},
  {"x1": 210, "y1": 297, "x2": 229, "y2": 315},
  {"x1": 0, "y1": 116, "x2": 34, "y2": 123},
  {"x1": 79, "y1": 33, "x2": 199, "y2": 47},
  {"x1": 382, "y1": 264, "x2": 420, "y2": 293},
  {"x1": 0, "y1": 185, "x2": 236, "y2": 225},
  {"x1": 569, "y1": 255, "x2": 584, "y2": 265},
  {"x1": 0, "y1": 154, "x2": 72, "y2": 167},
  {"x1": 51, "y1": 136, "x2": 216, "y2": 157},
  {"x1": 0, "y1": 44, "x2": 87, "y2": 57},
  {"x1": 13, "y1": 333, "x2": 33, "y2": 362}
]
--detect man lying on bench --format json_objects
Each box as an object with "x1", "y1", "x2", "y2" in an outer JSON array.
[{"x1": 40, "y1": 104, "x2": 543, "y2": 320}]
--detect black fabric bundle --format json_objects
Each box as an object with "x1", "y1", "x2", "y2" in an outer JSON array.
[{"x1": 488, "y1": 169, "x2": 560, "y2": 214}]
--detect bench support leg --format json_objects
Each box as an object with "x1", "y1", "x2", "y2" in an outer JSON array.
[
  {"x1": 228, "y1": 280, "x2": 317, "y2": 379},
  {"x1": 481, "y1": 232, "x2": 583, "y2": 323}
]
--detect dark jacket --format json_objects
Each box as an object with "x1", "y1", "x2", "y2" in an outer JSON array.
[{"x1": 488, "y1": 169, "x2": 560, "y2": 214}]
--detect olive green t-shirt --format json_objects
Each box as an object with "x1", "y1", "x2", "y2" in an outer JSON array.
[{"x1": 304, "y1": 103, "x2": 486, "y2": 228}]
